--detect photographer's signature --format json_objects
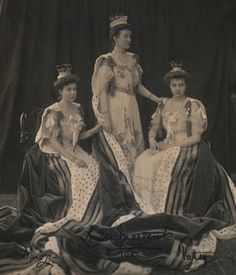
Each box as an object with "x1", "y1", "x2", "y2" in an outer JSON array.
[{"x1": 22, "y1": 245, "x2": 58, "y2": 268}]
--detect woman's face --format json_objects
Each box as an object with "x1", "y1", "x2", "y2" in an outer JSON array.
[
  {"x1": 169, "y1": 78, "x2": 186, "y2": 99},
  {"x1": 59, "y1": 83, "x2": 77, "y2": 102},
  {"x1": 114, "y1": 29, "x2": 132, "y2": 50}
]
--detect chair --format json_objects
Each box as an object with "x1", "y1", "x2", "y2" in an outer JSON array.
[{"x1": 20, "y1": 108, "x2": 44, "y2": 150}]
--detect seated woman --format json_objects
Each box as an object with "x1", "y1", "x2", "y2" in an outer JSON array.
[
  {"x1": 1, "y1": 64, "x2": 236, "y2": 275},
  {"x1": 0, "y1": 65, "x2": 141, "y2": 242},
  {"x1": 29, "y1": 64, "x2": 101, "y2": 228},
  {"x1": 133, "y1": 62, "x2": 236, "y2": 223}
]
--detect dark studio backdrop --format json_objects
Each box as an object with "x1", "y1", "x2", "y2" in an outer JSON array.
[{"x1": 0, "y1": 0, "x2": 236, "y2": 193}]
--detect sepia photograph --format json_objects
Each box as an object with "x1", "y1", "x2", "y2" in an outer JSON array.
[{"x1": 0, "y1": 0, "x2": 236, "y2": 274}]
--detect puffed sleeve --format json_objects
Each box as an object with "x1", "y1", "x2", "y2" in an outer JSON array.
[
  {"x1": 190, "y1": 101, "x2": 208, "y2": 135},
  {"x1": 99, "y1": 63, "x2": 113, "y2": 89},
  {"x1": 35, "y1": 109, "x2": 61, "y2": 151},
  {"x1": 92, "y1": 55, "x2": 114, "y2": 97},
  {"x1": 92, "y1": 55, "x2": 115, "y2": 124}
]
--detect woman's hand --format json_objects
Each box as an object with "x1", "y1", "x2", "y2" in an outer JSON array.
[
  {"x1": 147, "y1": 91, "x2": 164, "y2": 104},
  {"x1": 157, "y1": 141, "x2": 172, "y2": 150},
  {"x1": 92, "y1": 124, "x2": 103, "y2": 134},
  {"x1": 137, "y1": 85, "x2": 164, "y2": 104},
  {"x1": 102, "y1": 117, "x2": 112, "y2": 133},
  {"x1": 149, "y1": 137, "x2": 159, "y2": 150},
  {"x1": 75, "y1": 159, "x2": 88, "y2": 168},
  {"x1": 71, "y1": 156, "x2": 88, "y2": 168},
  {"x1": 153, "y1": 96, "x2": 164, "y2": 103},
  {"x1": 79, "y1": 124, "x2": 103, "y2": 140}
]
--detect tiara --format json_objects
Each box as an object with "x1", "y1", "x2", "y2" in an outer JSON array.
[
  {"x1": 55, "y1": 64, "x2": 72, "y2": 79},
  {"x1": 169, "y1": 61, "x2": 185, "y2": 72},
  {"x1": 109, "y1": 15, "x2": 128, "y2": 29}
]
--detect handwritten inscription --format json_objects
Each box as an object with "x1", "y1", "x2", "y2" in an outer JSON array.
[
  {"x1": 22, "y1": 245, "x2": 57, "y2": 268},
  {"x1": 83, "y1": 225, "x2": 235, "y2": 269},
  {"x1": 84, "y1": 225, "x2": 173, "y2": 248}
]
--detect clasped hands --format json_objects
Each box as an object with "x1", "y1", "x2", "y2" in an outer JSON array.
[
  {"x1": 73, "y1": 158, "x2": 88, "y2": 168},
  {"x1": 149, "y1": 137, "x2": 176, "y2": 151}
]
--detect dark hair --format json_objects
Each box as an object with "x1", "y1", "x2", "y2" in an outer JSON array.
[
  {"x1": 164, "y1": 70, "x2": 191, "y2": 87},
  {"x1": 54, "y1": 74, "x2": 80, "y2": 100},
  {"x1": 109, "y1": 24, "x2": 131, "y2": 50}
]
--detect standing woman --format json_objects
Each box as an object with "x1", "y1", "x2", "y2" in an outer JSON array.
[{"x1": 92, "y1": 15, "x2": 161, "y2": 174}]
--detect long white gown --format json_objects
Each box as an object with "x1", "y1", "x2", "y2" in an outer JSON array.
[{"x1": 92, "y1": 52, "x2": 145, "y2": 175}]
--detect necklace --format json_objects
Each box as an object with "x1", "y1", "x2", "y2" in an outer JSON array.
[
  {"x1": 167, "y1": 97, "x2": 187, "y2": 113},
  {"x1": 111, "y1": 50, "x2": 134, "y2": 67},
  {"x1": 58, "y1": 102, "x2": 78, "y2": 120}
]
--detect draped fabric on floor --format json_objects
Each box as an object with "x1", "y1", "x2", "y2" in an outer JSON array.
[
  {"x1": 0, "y1": 0, "x2": 236, "y2": 192},
  {"x1": 0, "y1": 134, "x2": 140, "y2": 244},
  {"x1": 1, "y1": 131, "x2": 236, "y2": 274}
]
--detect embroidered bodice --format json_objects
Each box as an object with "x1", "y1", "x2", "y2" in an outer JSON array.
[
  {"x1": 150, "y1": 97, "x2": 207, "y2": 143},
  {"x1": 99, "y1": 53, "x2": 143, "y2": 95},
  {"x1": 35, "y1": 102, "x2": 85, "y2": 153}
]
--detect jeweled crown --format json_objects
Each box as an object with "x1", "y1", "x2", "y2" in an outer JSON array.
[
  {"x1": 169, "y1": 61, "x2": 185, "y2": 72},
  {"x1": 56, "y1": 64, "x2": 72, "y2": 79},
  {"x1": 109, "y1": 15, "x2": 128, "y2": 29}
]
